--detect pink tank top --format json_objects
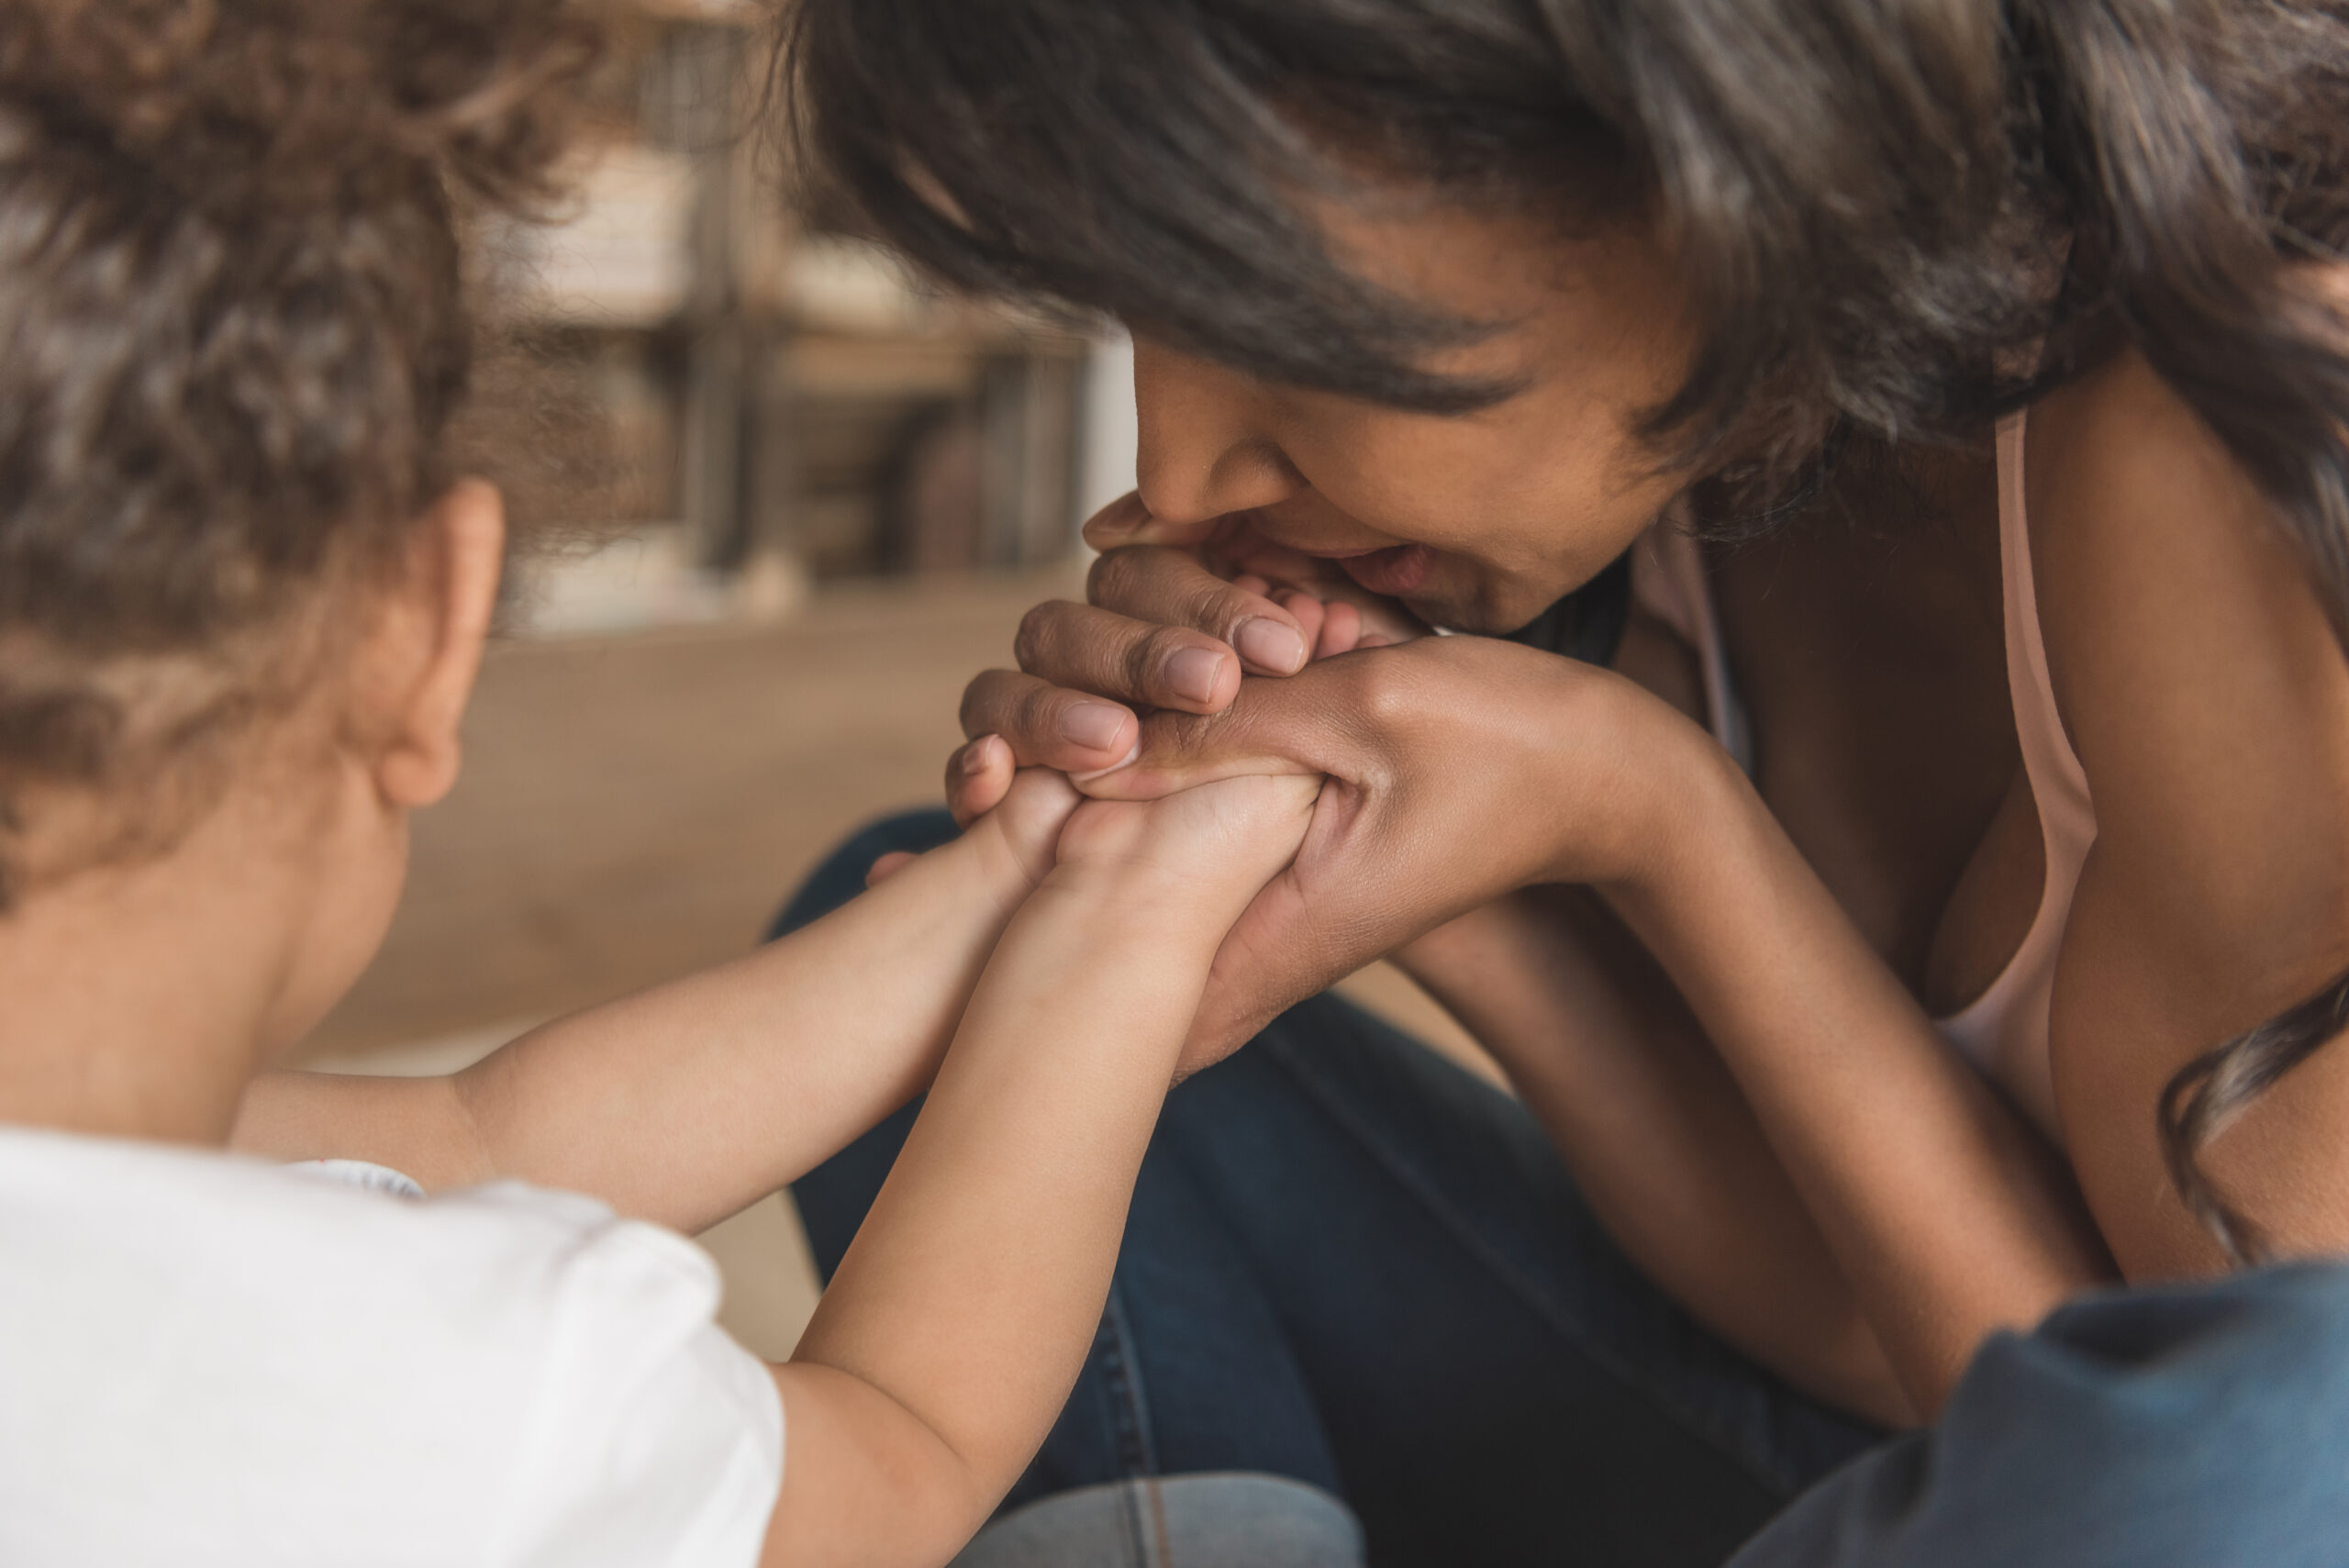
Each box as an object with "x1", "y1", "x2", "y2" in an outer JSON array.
[{"x1": 1631, "y1": 413, "x2": 2091, "y2": 1138}]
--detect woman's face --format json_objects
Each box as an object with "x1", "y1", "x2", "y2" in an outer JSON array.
[{"x1": 1131, "y1": 197, "x2": 1702, "y2": 634}]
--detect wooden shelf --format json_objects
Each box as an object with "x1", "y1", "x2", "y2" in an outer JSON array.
[{"x1": 495, "y1": 0, "x2": 1091, "y2": 617}]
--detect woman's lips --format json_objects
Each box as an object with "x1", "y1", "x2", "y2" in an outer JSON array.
[{"x1": 1333, "y1": 543, "x2": 1435, "y2": 597}]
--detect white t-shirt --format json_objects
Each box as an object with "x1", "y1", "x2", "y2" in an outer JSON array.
[{"x1": 0, "y1": 1126, "x2": 785, "y2": 1567}]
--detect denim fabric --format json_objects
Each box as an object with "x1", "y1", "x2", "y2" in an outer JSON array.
[
  {"x1": 952, "y1": 1474, "x2": 1365, "y2": 1568},
  {"x1": 1730, "y1": 1262, "x2": 2349, "y2": 1568},
  {"x1": 778, "y1": 811, "x2": 1883, "y2": 1568},
  {"x1": 783, "y1": 811, "x2": 2349, "y2": 1567}
]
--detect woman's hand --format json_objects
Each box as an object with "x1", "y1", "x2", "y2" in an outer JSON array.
[
  {"x1": 946, "y1": 495, "x2": 1424, "y2": 823},
  {"x1": 1080, "y1": 633, "x2": 1727, "y2": 1071}
]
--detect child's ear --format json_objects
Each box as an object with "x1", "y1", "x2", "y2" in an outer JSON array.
[{"x1": 372, "y1": 480, "x2": 507, "y2": 810}]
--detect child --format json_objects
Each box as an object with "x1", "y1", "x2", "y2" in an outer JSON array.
[{"x1": 0, "y1": 5, "x2": 1318, "y2": 1565}]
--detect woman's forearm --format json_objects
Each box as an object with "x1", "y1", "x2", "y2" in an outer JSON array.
[
  {"x1": 1601, "y1": 756, "x2": 2114, "y2": 1413},
  {"x1": 235, "y1": 829, "x2": 1031, "y2": 1233},
  {"x1": 1398, "y1": 889, "x2": 1916, "y2": 1426}
]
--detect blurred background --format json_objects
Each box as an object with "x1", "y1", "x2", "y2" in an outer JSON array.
[{"x1": 297, "y1": 0, "x2": 1477, "y2": 1361}]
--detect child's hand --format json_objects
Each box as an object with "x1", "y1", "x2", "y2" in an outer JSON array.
[
  {"x1": 867, "y1": 766, "x2": 1081, "y2": 894},
  {"x1": 1210, "y1": 518, "x2": 1430, "y2": 661},
  {"x1": 945, "y1": 579, "x2": 1409, "y2": 828},
  {"x1": 943, "y1": 516, "x2": 1427, "y2": 827},
  {"x1": 1215, "y1": 519, "x2": 1442, "y2": 663},
  {"x1": 1049, "y1": 773, "x2": 1321, "y2": 920},
  {"x1": 1231, "y1": 573, "x2": 1387, "y2": 661}
]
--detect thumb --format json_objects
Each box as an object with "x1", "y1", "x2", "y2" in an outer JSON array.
[
  {"x1": 864, "y1": 851, "x2": 920, "y2": 887},
  {"x1": 1073, "y1": 718, "x2": 1322, "y2": 802},
  {"x1": 1076, "y1": 663, "x2": 1364, "y2": 801}
]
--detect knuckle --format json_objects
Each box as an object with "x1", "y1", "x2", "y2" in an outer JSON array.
[
  {"x1": 958, "y1": 669, "x2": 1018, "y2": 735},
  {"x1": 1126, "y1": 623, "x2": 1193, "y2": 694},
  {"x1": 1086, "y1": 547, "x2": 1148, "y2": 609},
  {"x1": 1012, "y1": 600, "x2": 1076, "y2": 673},
  {"x1": 1188, "y1": 577, "x2": 1257, "y2": 639},
  {"x1": 1017, "y1": 681, "x2": 1072, "y2": 741},
  {"x1": 1349, "y1": 656, "x2": 1419, "y2": 728}
]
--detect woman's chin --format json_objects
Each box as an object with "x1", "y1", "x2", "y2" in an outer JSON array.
[{"x1": 1417, "y1": 576, "x2": 1563, "y2": 638}]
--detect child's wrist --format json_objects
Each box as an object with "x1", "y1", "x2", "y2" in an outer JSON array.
[
  {"x1": 1036, "y1": 854, "x2": 1252, "y2": 934},
  {"x1": 926, "y1": 813, "x2": 1057, "y2": 923}
]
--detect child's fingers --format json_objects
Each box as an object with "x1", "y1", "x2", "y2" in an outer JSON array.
[
  {"x1": 1221, "y1": 530, "x2": 1432, "y2": 649},
  {"x1": 864, "y1": 851, "x2": 920, "y2": 887},
  {"x1": 1316, "y1": 599, "x2": 1364, "y2": 659},
  {"x1": 946, "y1": 734, "x2": 1016, "y2": 827},
  {"x1": 1274, "y1": 589, "x2": 1328, "y2": 656}
]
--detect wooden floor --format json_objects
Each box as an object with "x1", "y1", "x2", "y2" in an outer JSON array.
[
  {"x1": 304, "y1": 569, "x2": 1085, "y2": 1061},
  {"x1": 303, "y1": 567, "x2": 1487, "y2": 1359}
]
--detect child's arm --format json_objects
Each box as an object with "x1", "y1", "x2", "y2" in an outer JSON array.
[
  {"x1": 229, "y1": 773, "x2": 1080, "y2": 1236},
  {"x1": 757, "y1": 773, "x2": 1319, "y2": 1567}
]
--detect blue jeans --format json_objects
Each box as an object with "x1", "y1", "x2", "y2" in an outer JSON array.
[
  {"x1": 781, "y1": 812, "x2": 2349, "y2": 1566},
  {"x1": 777, "y1": 812, "x2": 1881, "y2": 1568},
  {"x1": 954, "y1": 1474, "x2": 1365, "y2": 1568}
]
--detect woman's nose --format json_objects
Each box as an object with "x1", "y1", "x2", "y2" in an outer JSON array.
[{"x1": 1131, "y1": 337, "x2": 1306, "y2": 526}]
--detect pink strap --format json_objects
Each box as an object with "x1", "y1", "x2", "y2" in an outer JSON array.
[
  {"x1": 1936, "y1": 414, "x2": 2096, "y2": 1140},
  {"x1": 1630, "y1": 518, "x2": 1755, "y2": 776}
]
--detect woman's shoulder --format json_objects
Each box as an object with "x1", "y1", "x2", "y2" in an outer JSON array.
[
  {"x1": 2028, "y1": 260, "x2": 2349, "y2": 558},
  {"x1": 2021, "y1": 342, "x2": 2349, "y2": 992}
]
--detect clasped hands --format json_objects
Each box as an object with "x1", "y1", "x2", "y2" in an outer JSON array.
[{"x1": 942, "y1": 496, "x2": 1727, "y2": 1073}]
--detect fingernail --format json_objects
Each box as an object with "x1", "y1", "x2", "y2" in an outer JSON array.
[
  {"x1": 961, "y1": 739, "x2": 996, "y2": 775},
  {"x1": 1165, "y1": 647, "x2": 1226, "y2": 705},
  {"x1": 1235, "y1": 617, "x2": 1308, "y2": 674},
  {"x1": 1060, "y1": 702, "x2": 1129, "y2": 753},
  {"x1": 1071, "y1": 740, "x2": 1141, "y2": 784},
  {"x1": 1089, "y1": 496, "x2": 1145, "y2": 535}
]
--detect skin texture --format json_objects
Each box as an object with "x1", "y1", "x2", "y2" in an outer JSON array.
[
  {"x1": 0, "y1": 481, "x2": 509, "y2": 1148},
  {"x1": 946, "y1": 193, "x2": 2349, "y2": 1421},
  {"x1": 5, "y1": 480, "x2": 1320, "y2": 1568},
  {"x1": 768, "y1": 773, "x2": 1317, "y2": 1568}
]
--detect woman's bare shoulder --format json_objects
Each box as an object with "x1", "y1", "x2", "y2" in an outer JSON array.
[
  {"x1": 2026, "y1": 336, "x2": 2349, "y2": 1270},
  {"x1": 2026, "y1": 344, "x2": 2349, "y2": 981}
]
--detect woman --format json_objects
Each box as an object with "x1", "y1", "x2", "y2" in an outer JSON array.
[{"x1": 776, "y1": 2, "x2": 2349, "y2": 1562}]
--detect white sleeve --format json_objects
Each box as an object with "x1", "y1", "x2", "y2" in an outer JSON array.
[{"x1": 485, "y1": 1205, "x2": 785, "y2": 1568}]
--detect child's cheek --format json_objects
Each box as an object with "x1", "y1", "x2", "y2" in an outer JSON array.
[{"x1": 260, "y1": 784, "x2": 411, "y2": 1061}]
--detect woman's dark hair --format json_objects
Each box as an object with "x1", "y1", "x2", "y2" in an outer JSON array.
[
  {"x1": 0, "y1": 0, "x2": 597, "y2": 903},
  {"x1": 782, "y1": 0, "x2": 2349, "y2": 1262}
]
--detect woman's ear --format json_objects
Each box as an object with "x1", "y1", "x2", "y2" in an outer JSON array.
[{"x1": 373, "y1": 480, "x2": 507, "y2": 810}]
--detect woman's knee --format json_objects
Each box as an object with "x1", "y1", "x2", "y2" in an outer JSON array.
[{"x1": 955, "y1": 1474, "x2": 1364, "y2": 1568}]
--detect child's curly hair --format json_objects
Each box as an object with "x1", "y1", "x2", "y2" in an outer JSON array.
[{"x1": 0, "y1": 0, "x2": 599, "y2": 905}]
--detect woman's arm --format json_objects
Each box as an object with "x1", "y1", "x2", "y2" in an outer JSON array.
[
  {"x1": 1397, "y1": 888, "x2": 1915, "y2": 1425},
  {"x1": 945, "y1": 512, "x2": 2112, "y2": 1416},
  {"x1": 1046, "y1": 632, "x2": 2110, "y2": 1416},
  {"x1": 962, "y1": 535, "x2": 1928, "y2": 1419},
  {"x1": 2024, "y1": 352, "x2": 2349, "y2": 1275},
  {"x1": 230, "y1": 774, "x2": 1075, "y2": 1236},
  {"x1": 1595, "y1": 740, "x2": 2113, "y2": 1412},
  {"x1": 760, "y1": 775, "x2": 1317, "y2": 1568}
]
